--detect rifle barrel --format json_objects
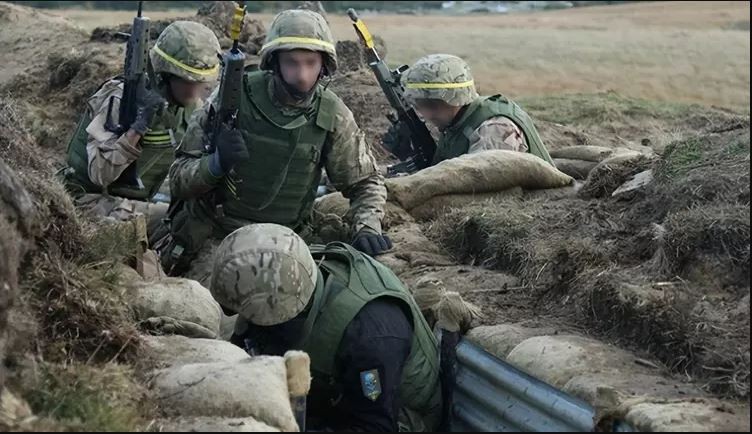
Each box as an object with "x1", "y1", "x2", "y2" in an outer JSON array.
[{"x1": 137, "y1": 1, "x2": 142, "y2": 17}]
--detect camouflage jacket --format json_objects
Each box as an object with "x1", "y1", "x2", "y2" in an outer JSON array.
[
  {"x1": 170, "y1": 73, "x2": 387, "y2": 235},
  {"x1": 82, "y1": 79, "x2": 195, "y2": 190},
  {"x1": 467, "y1": 115, "x2": 529, "y2": 154}
]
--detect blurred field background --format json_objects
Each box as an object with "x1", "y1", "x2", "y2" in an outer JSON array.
[{"x1": 46, "y1": 1, "x2": 752, "y2": 111}]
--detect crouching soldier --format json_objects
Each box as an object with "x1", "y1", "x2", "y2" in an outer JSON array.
[
  {"x1": 383, "y1": 53, "x2": 554, "y2": 167},
  {"x1": 210, "y1": 223, "x2": 442, "y2": 432},
  {"x1": 61, "y1": 21, "x2": 221, "y2": 236},
  {"x1": 161, "y1": 10, "x2": 390, "y2": 278}
]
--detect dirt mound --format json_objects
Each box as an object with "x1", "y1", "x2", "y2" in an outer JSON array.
[
  {"x1": 328, "y1": 69, "x2": 393, "y2": 159},
  {"x1": 335, "y1": 36, "x2": 388, "y2": 73},
  {"x1": 429, "y1": 120, "x2": 750, "y2": 398},
  {"x1": 90, "y1": 3, "x2": 267, "y2": 57}
]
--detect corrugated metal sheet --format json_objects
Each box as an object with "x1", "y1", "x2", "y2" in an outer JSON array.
[{"x1": 451, "y1": 339, "x2": 600, "y2": 432}]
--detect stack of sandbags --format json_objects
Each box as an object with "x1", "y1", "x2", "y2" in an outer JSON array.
[
  {"x1": 386, "y1": 151, "x2": 574, "y2": 221},
  {"x1": 150, "y1": 357, "x2": 298, "y2": 431},
  {"x1": 141, "y1": 335, "x2": 308, "y2": 432},
  {"x1": 466, "y1": 325, "x2": 750, "y2": 432}
]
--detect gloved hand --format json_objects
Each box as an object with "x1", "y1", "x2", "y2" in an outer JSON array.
[
  {"x1": 207, "y1": 124, "x2": 250, "y2": 176},
  {"x1": 352, "y1": 230, "x2": 393, "y2": 257},
  {"x1": 381, "y1": 119, "x2": 414, "y2": 161},
  {"x1": 130, "y1": 86, "x2": 167, "y2": 135}
]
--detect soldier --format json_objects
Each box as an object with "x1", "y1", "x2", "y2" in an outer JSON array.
[
  {"x1": 210, "y1": 223, "x2": 441, "y2": 432},
  {"x1": 162, "y1": 9, "x2": 390, "y2": 275},
  {"x1": 383, "y1": 53, "x2": 554, "y2": 167},
  {"x1": 61, "y1": 21, "x2": 221, "y2": 236}
]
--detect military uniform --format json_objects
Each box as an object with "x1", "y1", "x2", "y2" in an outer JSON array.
[
  {"x1": 61, "y1": 21, "x2": 221, "y2": 235},
  {"x1": 211, "y1": 224, "x2": 441, "y2": 432},
  {"x1": 398, "y1": 53, "x2": 554, "y2": 166},
  {"x1": 162, "y1": 10, "x2": 388, "y2": 273}
]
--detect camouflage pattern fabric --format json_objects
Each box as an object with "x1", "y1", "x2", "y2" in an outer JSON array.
[
  {"x1": 149, "y1": 21, "x2": 222, "y2": 83},
  {"x1": 468, "y1": 116, "x2": 529, "y2": 154},
  {"x1": 403, "y1": 54, "x2": 479, "y2": 107},
  {"x1": 259, "y1": 9, "x2": 337, "y2": 74},
  {"x1": 210, "y1": 224, "x2": 318, "y2": 326}
]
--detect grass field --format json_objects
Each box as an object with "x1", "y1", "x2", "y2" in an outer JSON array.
[{"x1": 55, "y1": 1, "x2": 750, "y2": 111}]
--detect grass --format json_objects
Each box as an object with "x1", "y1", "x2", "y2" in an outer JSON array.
[
  {"x1": 22, "y1": 362, "x2": 149, "y2": 432},
  {"x1": 51, "y1": 1, "x2": 750, "y2": 112}
]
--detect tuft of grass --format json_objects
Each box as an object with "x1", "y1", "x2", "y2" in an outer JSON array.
[
  {"x1": 22, "y1": 362, "x2": 150, "y2": 432},
  {"x1": 661, "y1": 137, "x2": 704, "y2": 177}
]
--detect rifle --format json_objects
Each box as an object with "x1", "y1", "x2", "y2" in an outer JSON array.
[
  {"x1": 205, "y1": 0, "x2": 246, "y2": 200},
  {"x1": 104, "y1": 0, "x2": 150, "y2": 190},
  {"x1": 158, "y1": 1, "x2": 246, "y2": 273},
  {"x1": 347, "y1": 9, "x2": 437, "y2": 176},
  {"x1": 105, "y1": 1, "x2": 150, "y2": 135}
]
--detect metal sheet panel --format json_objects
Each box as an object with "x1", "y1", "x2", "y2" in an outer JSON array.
[{"x1": 451, "y1": 339, "x2": 598, "y2": 432}]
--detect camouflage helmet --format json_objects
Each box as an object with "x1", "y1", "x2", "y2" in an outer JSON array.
[
  {"x1": 210, "y1": 224, "x2": 318, "y2": 327},
  {"x1": 403, "y1": 54, "x2": 479, "y2": 107},
  {"x1": 149, "y1": 21, "x2": 221, "y2": 83},
  {"x1": 259, "y1": 9, "x2": 337, "y2": 74}
]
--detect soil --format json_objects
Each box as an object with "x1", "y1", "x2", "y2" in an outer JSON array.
[{"x1": 1, "y1": 1, "x2": 749, "y2": 429}]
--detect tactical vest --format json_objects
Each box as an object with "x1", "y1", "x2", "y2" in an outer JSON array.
[
  {"x1": 433, "y1": 95, "x2": 555, "y2": 166},
  {"x1": 63, "y1": 79, "x2": 193, "y2": 201},
  {"x1": 217, "y1": 71, "x2": 336, "y2": 228},
  {"x1": 302, "y1": 242, "x2": 442, "y2": 431}
]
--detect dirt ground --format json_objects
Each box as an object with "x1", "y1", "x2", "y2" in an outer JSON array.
[{"x1": 0, "y1": 0, "x2": 749, "y2": 430}]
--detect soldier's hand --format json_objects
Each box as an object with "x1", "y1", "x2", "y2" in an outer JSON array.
[
  {"x1": 381, "y1": 119, "x2": 413, "y2": 161},
  {"x1": 208, "y1": 125, "x2": 249, "y2": 176},
  {"x1": 131, "y1": 86, "x2": 167, "y2": 135},
  {"x1": 352, "y1": 230, "x2": 393, "y2": 257}
]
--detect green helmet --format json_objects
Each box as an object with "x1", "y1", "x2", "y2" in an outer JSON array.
[
  {"x1": 149, "y1": 21, "x2": 221, "y2": 83},
  {"x1": 210, "y1": 224, "x2": 318, "y2": 327},
  {"x1": 259, "y1": 9, "x2": 337, "y2": 74},
  {"x1": 403, "y1": 54, "x2": 479, "y2": 107}
]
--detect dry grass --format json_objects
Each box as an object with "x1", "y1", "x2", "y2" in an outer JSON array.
[{"x1": 54, "y1": 1, "x2": 749, "y2": 111}]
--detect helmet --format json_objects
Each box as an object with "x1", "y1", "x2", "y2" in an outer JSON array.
[
  {"x1": 149, "y1": 21, "x2": 221, "y2": 83},
  {"x1": 210, "y1": 224, "x2": 318, "y2": 326},
  {"x1": 403, "y1": 54, "x2": 479, "y2": 107},
  {"x1": 259, "y1": 9, "x2": 337, "y2": 75}
]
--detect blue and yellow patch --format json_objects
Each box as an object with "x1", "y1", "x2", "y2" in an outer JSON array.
[{"x1": 360, "y1": 369, "x2": 382, "y2": 402}]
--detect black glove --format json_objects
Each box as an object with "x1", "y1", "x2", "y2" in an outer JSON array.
[
  {"x1": 130, "y1": 86, "x2": 167, "y2": 135},
  {"x1": 352, "y1": 230, "x2": 393, "y2": 257},
  {"x1": 381, "y1": 120, "x2": 414, "y2": 161},
  {"x1": 208, "y1": 125, "x2": 250, "y2": 176}
]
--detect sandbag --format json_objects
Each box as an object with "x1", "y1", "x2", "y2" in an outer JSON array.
[
  {"x1": 550, "y1": 145, "x2": 615, "y2": 162},
  {"x1": 623, "y1": 399, "x2": 750, "y2": 432},
  {"x1": 553, "y1": 158, "x2": 598, "y2": 180},
  {"x1": 579, "y1": 152, "x2": 651, "y2": 199},
  {"x1": 153, "y1": 417, "x2": 280, "y2": 432},
  {"x1": 313, "y1": 192, "x2": 415, "y2": 230},
  {"x1": 408, "y1": 189, "x2": 523, "y2": 221},
  {"x1": 523, "y1": 182, "x2": 582, "y2": 201},
  {"x1": 128, "y1": 277, "x2": 222, "y2": 339},
  {"x1": 466, "y1": 324, "x2": 555, "y2": 360},
  {"x1": 151, "y1": 357, "x2": 297, "y2": 432},
  {"x1": 140, "y1": 335, "x2": 250, "y2": 369},
  {"x1": 505, "y1": 335, "x2": 653, "y2": 388},
  {"x1": 384, "y1": 222, "x2": 454, "y2": 268},
  {"x1": 386, "y1": 150, "x2": 573, "y2": 211}
]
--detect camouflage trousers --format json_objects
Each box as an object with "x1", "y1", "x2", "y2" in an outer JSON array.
[
  {"x1": 74, "y1": 193, "x2": 169, "y2": 239},
  {"x1": 157, "y1": 198, "x2": 317, "y2": 277}
]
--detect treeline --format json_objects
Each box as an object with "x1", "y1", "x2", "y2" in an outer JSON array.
[{"x1": 8, "y1": 1, "x2": 445, "y2": 12}]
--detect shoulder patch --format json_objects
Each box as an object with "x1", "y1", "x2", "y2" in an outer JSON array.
[{"x1": 360, "y1": 369, "x2": 382, "y2": 402}]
